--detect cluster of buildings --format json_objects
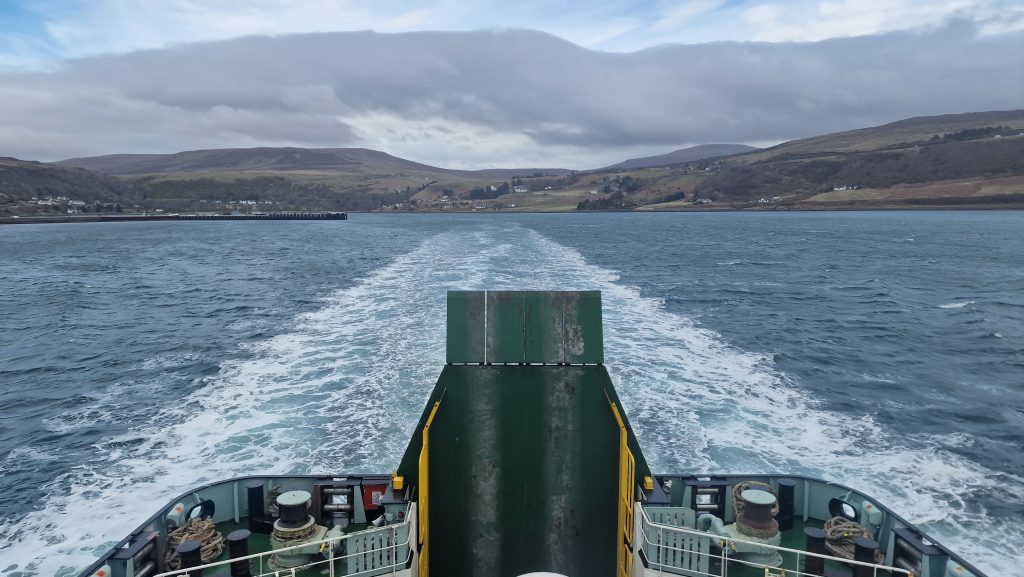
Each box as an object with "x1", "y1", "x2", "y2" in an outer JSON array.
[
  {"x1": 29, "y1": 195, "x2": 115, "y2": 214},
  {"x1": 31, "y1": 195, "x2": 87, "y2": 207},
  {"x1": 196, "y1": 199, "x2": 279, "y2": 205}
]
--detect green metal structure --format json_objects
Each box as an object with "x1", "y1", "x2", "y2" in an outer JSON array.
[{"x1": 398, "y1": 291, "x2": 652, "y2": 577}]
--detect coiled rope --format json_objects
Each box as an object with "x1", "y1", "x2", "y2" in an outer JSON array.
[
  {"x1": 731, "y1": 481, "x2": 780, "y2": 518},
  {"x1": 734, "y1": 520, "x2": 780, "y2": 540},
  {"x1": 823, "y1": 516, "x2": 882, "y2": 563},
  {"x1": 731, "y1": 481, "x2": 782, "y2": 540},
  {"x1": 164, "y1": 517, "x2": 226, "y2": 569}
]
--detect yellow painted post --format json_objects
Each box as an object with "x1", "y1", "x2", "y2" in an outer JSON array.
[
  {"x1": 418, "y1": 401, "x2": 441, "y2": 577},
  {"x1": 609, "y1": 402, "x2": 635, "y2": 577}
]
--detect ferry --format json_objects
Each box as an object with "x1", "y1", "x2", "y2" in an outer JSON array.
[{"x1": 78, "y1": 291, "x2": 988, "y2": 577}]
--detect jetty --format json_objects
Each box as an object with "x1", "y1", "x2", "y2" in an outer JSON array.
[{"x1": 0, "y1": 212, "x2": 348, "y2": 225}]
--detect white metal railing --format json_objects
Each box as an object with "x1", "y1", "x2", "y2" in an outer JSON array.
[
  {"x1": 637, "y1": 505, "x2": 913, "y2": 577},
  {"x1": 154, "y1": 505, "x2": 414, "y2": 577}
]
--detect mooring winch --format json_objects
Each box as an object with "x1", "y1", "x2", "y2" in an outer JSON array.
[
  {"x1": 698, "y1": 488, "x2": 784, "y2": 566},
  {"x1": 268, "y1": 490, "x2": 341, "y2": 570}
]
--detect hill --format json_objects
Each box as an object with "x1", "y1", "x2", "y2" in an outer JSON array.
[
  {"x1": 58, "y1": 147, "x2": 571, "y2": 180},
  {"x1": 739, "y1": 110, "x2": 1024, "y2": 163},
  {"x1": 7, "y1": 110, "x2": 1024, "y2": 215},
  {"x1": 600, "y1": 144, "x2": 757, "y2": 170},
  {"x1": 0, "y1": 158, "x2": 131, "y2": 216},
  {"x1": 691, "y1": 110, "x2": 1024, "y2": 208},
  {"x1": 54, "y1": 147, "x2": 574, "y2": 212}
]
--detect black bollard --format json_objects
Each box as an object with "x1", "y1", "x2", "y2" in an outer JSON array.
[
  {"x1": 227, "y1": 529, "x2": 253, "y2": 577},
  {"x1": 176, "y1": 540, "x2": 203, "y2": 577},
  {"x1": 803, "y1": 527, "x2": 827, "y2": 576},
  {"x1": 853, "y1": 536, "x2": 880, "y2": 577},
  {"x1": 776, "y1": 479, "x2": 797, "y2": 531},
  {"x1": 245, "y1": 481, "x2": 267, "y2": 534}
]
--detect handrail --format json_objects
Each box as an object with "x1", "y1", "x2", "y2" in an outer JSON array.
[
  {"x1": 153, "y1": 513, "x2": 413, "y2": 577},
  {"x1": 638, "y1": 505, "x2": 913, "y2": 577},
  {"x1": 419, "y1": 399, "x2": 441, "y2": 577},
  {"x1": 609, "y1": 400, "x2": 636, "y2": 577}
]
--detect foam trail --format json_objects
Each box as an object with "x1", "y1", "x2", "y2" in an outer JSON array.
[{"x1": 0, "y1": 223, "x2": 1018, "y2": 576}]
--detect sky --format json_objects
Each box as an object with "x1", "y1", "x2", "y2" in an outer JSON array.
[{"x1": 0, "y1": 0, "x2": 1022, "y2": 168}]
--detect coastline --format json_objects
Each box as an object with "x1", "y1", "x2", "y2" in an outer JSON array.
[
  {"x1": 5, "y1": 204, "x2": 1024, "y2": 225},
  {"x1": 0, "y1": 212, "x2": 347, "y2": 225}
]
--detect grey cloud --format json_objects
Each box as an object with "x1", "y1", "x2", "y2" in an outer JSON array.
[{"x1": 1, "y1": 25, "x2": 1021, "y2": 165}]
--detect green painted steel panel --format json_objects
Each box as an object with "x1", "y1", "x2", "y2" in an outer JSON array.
[
  {"x1": 445, "y1": 290, "x2": 604, "y2": 365},
  {"x1": 401, "y1": 291, "x2": 639, "y2": 482},
  {"x1": 395, "y1": 288, "x2": 656, "y2": 576},
  {"x1": 395, "y1": 371, "x2": 651, "y2": 577},
  {"x1": 425, "y1": 365, "x2": 623, "y2": 577},
  {"x1": 564, "y1": 291, "x2": 603, "y2": 364},
  {"x1": 447, "y1": 291, "x2": 485, "y2": 363},
  {"x1": 486, "y1": 291, "x2": 526, "y2": 364},
  {"x1": 524, "y1": 291, "x2": 565, "y2": 364}
]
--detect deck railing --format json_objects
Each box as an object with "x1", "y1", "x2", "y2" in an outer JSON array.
[
  {"x1": 637, "y1": 505, "x2": 913, "y2": 577},
  {"x1": 154, "y1": 504, "x2": 414, "y2": 577}
]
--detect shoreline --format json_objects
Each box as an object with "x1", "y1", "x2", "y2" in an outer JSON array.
[
  {"x1": 0, "y1": 212, "x2": 347, "y2": 225},
  {"x1": 4, "y1": 205, "x2": 1023, "y2": 224}
]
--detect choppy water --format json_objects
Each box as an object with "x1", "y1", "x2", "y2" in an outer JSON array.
[{"x1": 0, "y1": 212, "x2": 1022, "y2": 576}]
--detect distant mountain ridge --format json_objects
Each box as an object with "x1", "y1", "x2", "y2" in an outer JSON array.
[
  {"x1": 58, "y1": 147, "x2": 572, "y2": 180},
  {"x1": 601, "y1": 144, "x2": 758, "y2": 170},
  {"x1": 6, "y1": 108, "x2": 1024, "y2": 217},
  {"x1": 58, "y1": 144, "x2": 760, "y2": 178},
  {"x1": 695, "y1": 109, "x2": 1024, "y2": 203},
  {"x1": 738, "y1": 109, "x2": 1024, "y2": 164}
]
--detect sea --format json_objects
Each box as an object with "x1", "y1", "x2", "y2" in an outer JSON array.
[{"x1": 0, "y1": 211, "x2": 1022, "y2": 576}]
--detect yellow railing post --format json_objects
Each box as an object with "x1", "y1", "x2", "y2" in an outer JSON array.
[
  {"x1": 417, "y1": 401, "x2": 441, "y2": 577},
  {"x1": 609, "y1": 401, "x2": 635, "y2": 577}
]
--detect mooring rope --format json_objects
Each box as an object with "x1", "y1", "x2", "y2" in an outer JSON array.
[
  {"x1": 731, "y1": 481, "x2": 780, "y2": 518},
  {"x1": 824, "y1": 516, "x2": 882, "y2": 563},
  {"x1": 164, "y1": 517, "x2": 226, "y2": 569},
  {"x1": 734, "y1": 520, "x2": 780, "y2": 540}
]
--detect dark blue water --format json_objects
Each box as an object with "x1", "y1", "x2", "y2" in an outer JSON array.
[{"x1": 0, "y1": 212, "x2": 1021, "y2": 575}]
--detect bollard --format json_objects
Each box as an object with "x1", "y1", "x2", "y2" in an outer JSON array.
[
  {"x1": 176, "y1": 540, "x2": 203, "y2": 577},
  {"x1": 776, "y1": 479, "x2": 797, "y2": 531},
  {"x1": 803, "y1": 527, "x2": 827, "y2": 576},
  {"x1": 227, "y1": 529, "x2": 253, "y2": 577},
  {"x1": 245, "y1": 480, "x2": 268, "y2": 534},
  {"x1": 853, "y1": 536, "x2": 880, "y2": 577}
]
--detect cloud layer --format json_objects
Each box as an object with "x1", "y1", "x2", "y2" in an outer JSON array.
[
  {"x1": 5, "y1": 0, "x2": 1023, "y2": 62},
  {"x1": 1, "y1": 25, "x2": 1022, "y2": 168}
]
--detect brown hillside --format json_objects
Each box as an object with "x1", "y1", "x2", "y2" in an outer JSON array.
[
  {"x1": 741, "y1": 109, "x2": 1024, "y2": 163},
  {"x1": 0, "y1": 158, "x2": 129, "y2": 211}
]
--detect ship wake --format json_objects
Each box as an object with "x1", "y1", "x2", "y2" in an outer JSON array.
[{"x1": 0, "y1": 222, "x2": 1018, "y2": 576}]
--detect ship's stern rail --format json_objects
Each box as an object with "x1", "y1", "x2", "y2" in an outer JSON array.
[
  {"x1": 78, "y1": 474, "x2": 412, "y2": 577},
  {"x1": 151, "y1": 504, "x2": 415, "y2": 577},
  {"x1": 641, "y1": 474, "x2": 985, "y2": 577},
  {"x1": 636, "y1": 504, "x2": 910, "y2": 577}
]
